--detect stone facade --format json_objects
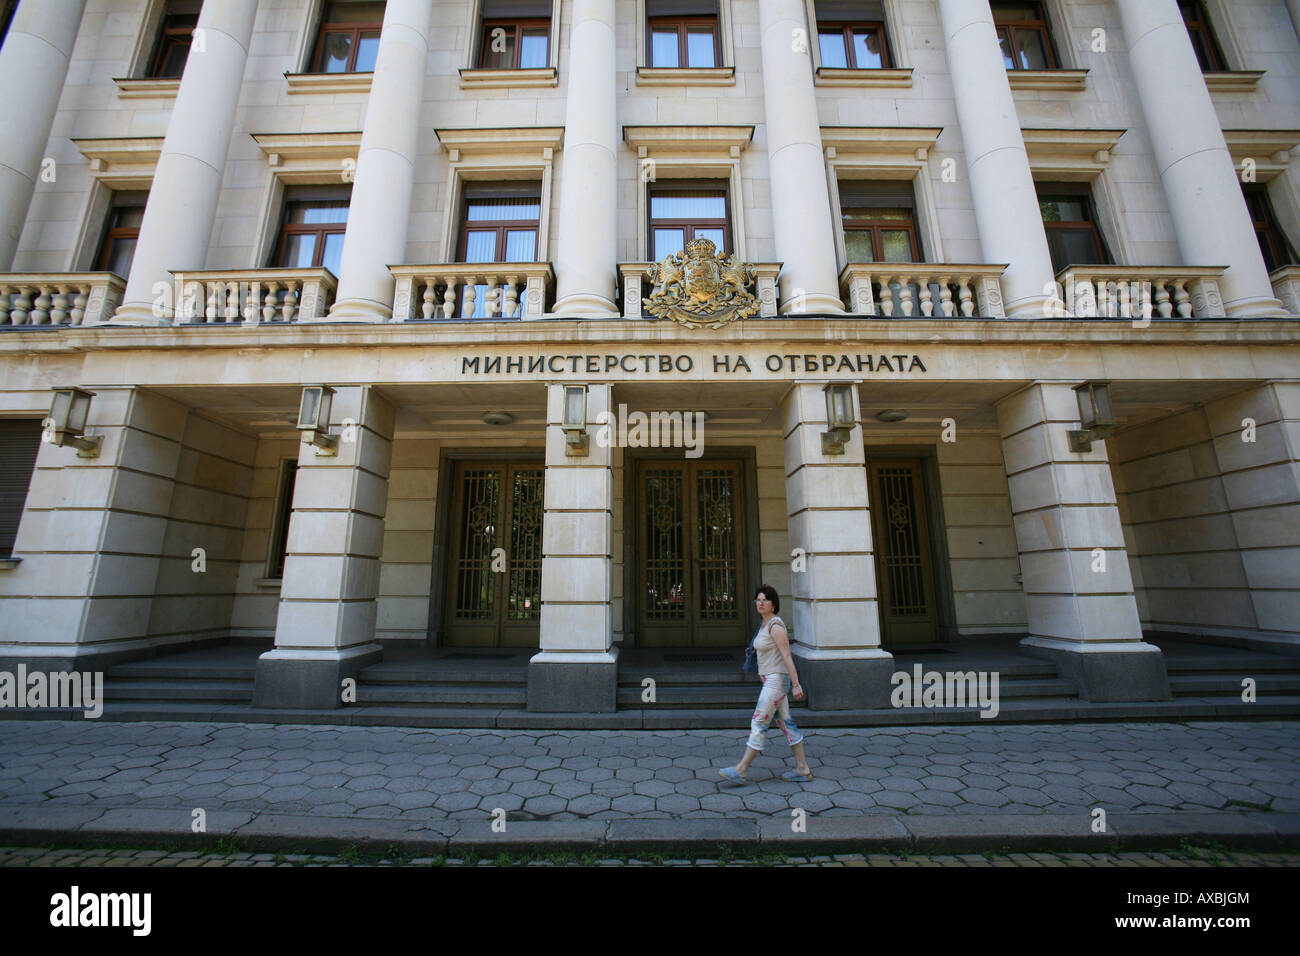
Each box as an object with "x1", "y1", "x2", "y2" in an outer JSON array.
[{"x1": 1, "y1": 0, "x2": 1298, "y2": 712}]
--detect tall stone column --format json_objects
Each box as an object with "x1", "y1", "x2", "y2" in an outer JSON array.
[
  {"x1": 0, "y1": 389, "x2": 187, "y2": 672},
  {"x1": 254, "y1": 387, "x2": 394, "y2": 708},
  {"x1": 551, "y1": 0, "x2": 617, "y2": 315},
  {"x1": 529, "y1": 383, "x2": 617, "y2": 711},
  {"x1": 1287, "y1": 1, "x2": 1300, "y2": 56},
  {"x1": 0, "y1": 0, "x2": 88, "y2": 269},
  {"x1": 758, "y1": 0, "x2": 843, "y2": 314},
  {"x1": 1116, "y1": 0, "x2": 1283, "y2": 317},
  {"x1": 997, "y1": 383, "x2": 1169, "y2": 701},
  {"x1": 937, "y1": 0, "x2": 1056, "y2": 317},
  {"x1": 780, "y1": 382, "x2": 893, "y2": 709},
  {"x1": 323, "y1": 0, "x2": 432, "y2": 323},
  {"x1": 114, "y1": 0, "x2": 259, "y2": 325}
]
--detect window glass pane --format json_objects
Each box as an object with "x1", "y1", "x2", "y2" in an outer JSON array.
[
  {"x1": 354, "y1": 33, "x2": 380, "y2": 71},
  {"x1": 520, "y1": 30, "x2": 548, "y2": 68},
  {"x1": 650, "y1": 192, "x2": 725, "y2": 218},
  {"x1": 844, "y1": 231, "x2": 875, "y2": 262},
  {"x1": 320, "y1": 32, "x2": 352, "y2": 72},
  {"x1": 651, "y1": 29, "x2": 679, "y2": 67},
  {"x1": 694, "y1": 227, "x2": 725, "y2": 251},
  {"x1": 1040, "y1": 198, "x2": 1086, "y2": 222},
  {"x1": 322, "y1": 233, "x2": 345, "y2": 275},
  {"x1": 464, "y1": 231, "x2": 497, "y2": 263},
  {"x1": 654, "y1": 228, "x2": 685, "y2": 260},
  {"x1": 1014, "y1": 30, "x2": 1049, "y2": 69},
  {"x1": 881, "y1": 230, "x2": 913, "y2": 262},
  {"x1": 114, "y1": 207, "x2": 146, "y2": 229},
  {"x1": 289, "y1": 201, "x2": 350, "y2": 224},
  {"x1": 482, "y1": 28, "x2": 514, "y2": 68},
  {"x1": 996, "y1": 28, "x2": 1016, "y2": 70},
  {"x1": 105, "y1": 238, "x2": 138, "y2": 277},
  {"x1": 158, "y1": 40, "x2": 191, "y2": 77},
  {"x1": 1058, "y1": 228, "x2": 1102, "y2": 265},
  {"x1": 280, "y1": 234, "x2": 317, "y2": 268},
  {"x1": 851, "y1": 29, "x2": 883, "y2": 68},
  {"x1": 467, "y1": 198, "x2": 541, "y2": 222},
  {"x1": 686, "y1": 28, "x2": 715, "y2": 67},
  {"x1": 818, "y1": 31, "x2": 848, "y2": 69},
  {"x1": 505, "y1": 229, "x2": 537, "y2": 261}
]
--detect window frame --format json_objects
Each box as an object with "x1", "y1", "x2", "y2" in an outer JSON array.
[
  {"x1": 266, "y1": 458, "x2": 299, "y2": 581},
  {"x1": 1244, "y1": 184, "x2": 1298, "y2": 273},
  {"x1": 646, "y1": 180, "x2": 733, "y2": 261},
  {"x1": 840, "y1": 206, "x2": 921, "y2": 264},
  {"x1": 477, "y1": 18, "x2": 551, "y2": 70},
  {"x1": 1179, "y1": 0, "x2": 1227, "y2": 73},
  {"x1": 1036, "y1": 182, "x2": 1113, "y2": 273},
  {"x1": 816, "y1": 20, "x2": 893, "y2": 70},
  {"x1": 272, "y1": 186, "x2": 352, "y2": 274},
  {"x1": 0, "y1": 419, "x2": 42, "y2": 561},
  {"x1": 647, "y1": 15, "x2": 721, "y2": 69},
  {"x1": 145, "y1": 1, "x2": 200, "y2": 79},
  {"x1": 456, "y1": 184, "x2": 544, "y2": 264},
  {"x1": 309, "y1": 1, "x2": 385, "y2": 74},
  {"x1": 991, "y1": 1, "x2": 1060, "y2": 71},
  {"x1": 94, "y1": 191, "x2": 149, "y2": 277}
]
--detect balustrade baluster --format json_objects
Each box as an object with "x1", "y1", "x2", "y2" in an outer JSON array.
[
  {"x1": 1154, "y1": 282, "x2": 1172, "y2": 319},
  {"x1": 282, "y1": 282, "x2": 298, "y2": 322},
  {"x1": 919, "y1": 278, "x2": 934, "y2": 317},
  {"x1": 32, "y1": 286, "x2": 52, "y2": 324},
  {"x1": 262, "y1": 282, "x2": 278, "y2": 322},
  {"x1": 504, "y1": 278, "x2": 520, "y2": 318},
  {"x1": 1173, "y1": 282, "x2": 1192, "y2": 319},
  {"x1": 898, "y1": 279, "x2": 914, "y2": 317},
  {"x1": 11, "y1": 288, "x2": 31, "y2": 325},
  {"x1": 877, "y1": 278, "x2": 894, "y2": 317},
  {"x1": 937, "y1": 279, "x2": 954, "y2": 317},
  {"x1": 958, "y1": 281, "x2": 974, "y2": 317},
  {"x1": 441, "y1": 281, "x2": 456, "y2": 318},
  {"x1": 0, "y1": 288, "x2": 10, "y2": 325},
  {"x1": 51, "y1": 287, "x2": 71, "y2": 325},
  {"x1": 462, "y1": 278, "x2": 477, "y2": 319},
  {"x1": 422, "y1": 278, "x2": 436, "y2": 319}
]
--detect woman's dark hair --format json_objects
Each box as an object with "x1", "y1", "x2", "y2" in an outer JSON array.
[{"x1": 755, "y1": 584, "x2": 779, "y2": 614}]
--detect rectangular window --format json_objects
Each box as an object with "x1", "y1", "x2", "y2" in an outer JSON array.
[
  {"x1": 273, "y1": 185, "x2": 352, "y2": 276},
  {"x1": 457, "y1": 182, "x2": 542, "y2": 317},
  {"x1": 1180, "y1": 0, "x2": 1226, "y2": 72},
  {"x1": 648, "y1": 183, "x2": 730, "y2": 260},
  {"x1": 839, "y1": 180, "x2": 921, "y2": 263},
  {"x1": 815, "y1": 1, "x2": 892, "y2": 69},
  {"x1": 0, "y1": 420, "x2": 42, "y2": 560},
  {"x1": 312, "y1": 1, "x2": 385, "y2": 73},
  {"x1": 266, "y1": 459, "x2": 298, "y2": 580},
  {"x1": 95, "y1": 191, "x2": 149, "y2": 278},
  {"x1": 647, "y1": 1, "x2": 720, "y2": 68},
  {"x1": 147, "y1": 0, "x2": 202, "y2": 78},
  {"x1": 1037, "y1": 183, "x2": 1112, "y2": 273},
  {"x1": 1244, "y1": 185, "x2": 1298, "y2": 273},
  {"x1": 992, "y1": 1, "x2": 1058, "y2": 70},
  {"x1": 478, "y1": 1, "x2": 551, "y2": 69}
]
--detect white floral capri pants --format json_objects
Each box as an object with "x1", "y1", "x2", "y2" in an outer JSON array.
[{"x1": 746, "y1": 673, "x2": 804, "y2": 751}]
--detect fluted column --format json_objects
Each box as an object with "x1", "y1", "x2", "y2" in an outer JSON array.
[
  {"x1": 551, "y1": 0, "x2": 617, "y2": 315},
  {"x1": 114, "y1": 0, "x2": 258, "y2": 324},
  {"x1": 322, "y1": 0, "x2": 432, "y2": 323},
  {"x1": 1116, "y1": 0, "x2": 1283, "y2": 317},
  {"x1": 0, "y1": 0, "x2": 88, "y2": 270},
  {"x1": 938, "y1": 0, "x2": 1056, "y2": 317},
  {"x1": 758, "y1": 0, "x2": 843, "y2": 313}
]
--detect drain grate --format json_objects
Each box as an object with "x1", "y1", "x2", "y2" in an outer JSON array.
[{"x1": 663, "y1": 653, "x2": 734, "y2": 663}]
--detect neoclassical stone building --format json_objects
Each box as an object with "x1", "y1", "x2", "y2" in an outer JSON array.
[{"x1": 0, "y1": 0, "x2": 1298, "y2": 715}]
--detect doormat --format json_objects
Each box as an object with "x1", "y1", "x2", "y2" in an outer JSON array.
[{"x1": 663, "y1": 653, "x2": 734, "y2": 663}]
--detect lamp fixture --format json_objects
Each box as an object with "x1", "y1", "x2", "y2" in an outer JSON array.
[
  {"x1": 876, "y1": 409, "x2": 908, "y2": 423},
  {"x1": 46, "y1": 388, "x2": 101, "y2": 457},
  {"x1": 482, "y1": 411, "x2": 513, "y2": 426},
  {"x1": 297, "y1": 385, "x2": 338, "y2": 455},
  {"x1": 561, "y1": 384, "x2": 589, "y2": 457},
  {"x1": 821, "y1": 383, "x2": 857, "y2": 455},
  {"x1": 1068, "y1": 381, "x2": 1116, "y2": 452}
]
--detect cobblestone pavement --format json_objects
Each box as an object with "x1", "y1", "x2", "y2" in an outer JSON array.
[
  {"x1": 4, "y1": 845, "x2": 1298, "y2": 866},
  {"x1": 2, "y1": 719, "x2": 1297, "y2": 820}
]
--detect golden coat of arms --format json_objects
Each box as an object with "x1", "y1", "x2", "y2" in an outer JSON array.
[{"x1": 643, "y1": 237, "x2": 759, "y2": 329}]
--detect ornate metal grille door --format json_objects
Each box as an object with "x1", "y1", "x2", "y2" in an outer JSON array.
[
  {"x1": 444, "y1": 463, "x2": 543, "y2": 647},
  {"x1": 869, "y1": 460, "x2": 938, "y2": 644},
  {"x1": 637, "y1": 460, "x2": 746, "y2": 646}
]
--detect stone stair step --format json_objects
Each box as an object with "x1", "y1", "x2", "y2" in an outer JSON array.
[
  {"x1": 103, "y1": 680, "x2": 253, "y2": 702},
  {"x1": 1169, "y1": 673, "x2": 1300, "y2": 694}
]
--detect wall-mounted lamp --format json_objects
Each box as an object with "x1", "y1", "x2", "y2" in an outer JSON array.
[
  {"x1": 822, "y1": 383, "x2": 857, "y2": 455},
  {"x1": 297, "y1": 385, "x2": 337, "y2": 455},
  {"x1": 1068, "y1": 381, "x2": 1116, "y2": 452},
  {"x1": 562, "y1": 384, "x2": 588, "y2": 457},
  {"x1": 47, "y1": 388, "x2": 102, "y2": 457}
]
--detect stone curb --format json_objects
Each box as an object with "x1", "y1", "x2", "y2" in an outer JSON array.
[{"x1": 2, "y1": 807, "x2": 1297, "y2": 857}]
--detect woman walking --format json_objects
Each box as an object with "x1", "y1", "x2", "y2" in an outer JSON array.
[{"x1": 719, "y1": 585, "x2": 813, "y2": 784}]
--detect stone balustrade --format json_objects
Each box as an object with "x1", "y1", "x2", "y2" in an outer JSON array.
[
  {"x1": 1271, "y1": 266, "x2": 1300, "y2": 317},
  {"x1": 618, "y1": 261, "x2": 780, "y2": 319},
  {"x1": 1054, "y1": 266, "x2": 1228, "y2": 319},
  {"x1": 0, "y1": 273, "x2": 125, "y2": 326},
  {"x1": 169, "y1": 268, "x2": 336, "y2": 324},
  {"x1": 839, "y1": 264, "x2": 1008, "y2": 318},
  {"x1": 390, "y1": 264, "x2": 553, "y2": 320}
]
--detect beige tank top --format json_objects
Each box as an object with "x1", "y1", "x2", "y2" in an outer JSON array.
[{"x1": 752, "y1": 615, "x2": 788, "y2": 676}]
